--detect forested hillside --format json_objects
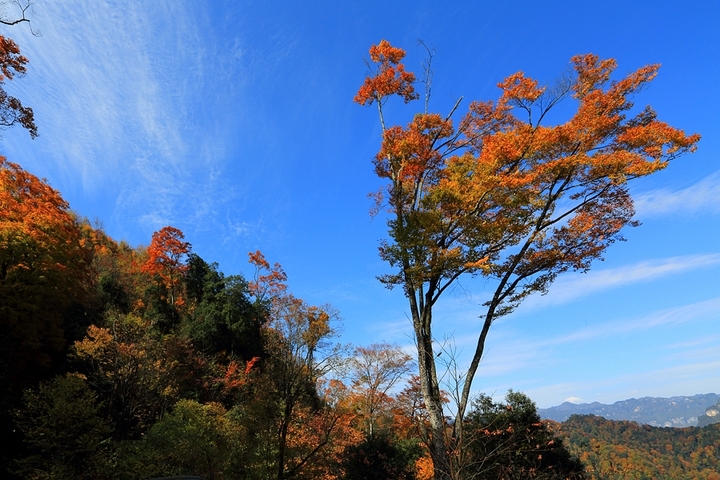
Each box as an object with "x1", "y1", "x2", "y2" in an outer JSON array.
[
  {"x1": 0, "y1": 152, "x2": 409, "y2": 479},
  {"x1": 2, "y1": 158, "x2": 589, "y2": 479},
  {"x1": 559, "y1": 415, "x2": 720, "y2": 479}
]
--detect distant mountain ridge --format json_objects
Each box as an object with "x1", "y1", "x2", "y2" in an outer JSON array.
[{"x1": 539, "y1": 393, "x2": 720, "y2": 427}]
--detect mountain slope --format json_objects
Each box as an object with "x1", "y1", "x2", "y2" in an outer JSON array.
[{"x1": 559, "y1": 415, "x2": 720, "y2": 480}]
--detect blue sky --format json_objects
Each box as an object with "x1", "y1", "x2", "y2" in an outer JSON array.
[{"x1": 2, "y1": 0, "x2": 719, "y2": 408}]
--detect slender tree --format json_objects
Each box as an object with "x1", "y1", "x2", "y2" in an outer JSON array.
[
  {"x1": 355, "y1": 40, "x2": 700, "y2": 479},
  {"x1": 349, "y1": 342, "x2": 413, "y2": 437},
  {"x1": 142, "y1": 226, "x2": 190, "y2": 308},
  {"x1": 246, "y1": 252, "x2": 347, "y2": 480}
]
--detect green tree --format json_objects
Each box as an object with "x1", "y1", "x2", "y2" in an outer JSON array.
[
  {"x1": 464, "y1": 391, "x2": 585, "y2": 479},
  {"x1": 13, "y1": 375, "x2": 112, "y2": 480},
  {"x1": 355, "y1": 40, "x2": 700, "y2": 479},
  {"x1": 341, "y1": 433, "x2": 423, "y2": 480},
  {"x1": 122, "y1": 399, "x2": 246, "y2": 480},
  {"x1": 183, "y1": 253, "x2": 264, "y2": 362}
]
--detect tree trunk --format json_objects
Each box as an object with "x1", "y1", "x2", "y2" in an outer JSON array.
[{"x1": 411, "y1": 299, "x2": 453, "y2": 480}]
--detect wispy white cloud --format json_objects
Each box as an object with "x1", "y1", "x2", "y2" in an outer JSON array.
[
  {"x1": 3, "y1": 1, "x2": 252, "y2": 240},
  {"x1": 634, "y1": 171, "x2": 720, "y2": 217},
  {"x1": 368, "y1": 318, "x2": 415, "y2": 344},
  {"x1": 667, "y1": 333, "x2": 720, "y2": 350},
  {"x1": 375, "y1": 294, "x2": 720, "y2": 387},
  {"x1": 525, "y1": 253, "x2": 720, "y2": 308},
  {"x1": 524, "y1": 297, "x2": 720, "y2": 351},
  {"x1": 397, "y1": 253, "x2": 720, "y2": 328}
]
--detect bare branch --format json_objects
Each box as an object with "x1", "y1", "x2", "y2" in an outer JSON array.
[
  {"x1": 0, "y1": 0, "x2": 41, "y2": 36},
  {"x1": 418, "y1": 39, "x2": 435, "y2": 114}
]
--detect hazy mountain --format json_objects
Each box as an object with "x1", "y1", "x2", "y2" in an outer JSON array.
[{"x1": 539, "y1": 393, "x2": 720, "y2": 427}]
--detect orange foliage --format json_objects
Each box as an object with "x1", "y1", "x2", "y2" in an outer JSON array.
[
  {"x1": 0, "y1": 35, "x2": 36, "y2": 137},
  {"x1": 0, "y1": 158, "x2": 92, "y2": 379},
  {"x1": 356, "y1": 40, "x2": 701, "y2": 324},
  {"x1": 142, "y1": 226, "x2": 190, "y2": 306},
  {"x1": 354, "y1": 39, "x2": 418, "y2": 106},
  {"x1": 283, "y1": 379, "x2": 362, "y2": 480},
  {"x1": 415, "y1": 454, "x2": 434, "y2": 480},
  {"x1": 215, "y1": 356, "x2": 259, "y2": 399},
  {"x1": 356, "y1": 41, "x2": 700, "y2": 479},
  {"x1": 0, "y1": 158, "x2": 88, "y2": 281},
  {"x1": 248, "y1": 249, "x2": 287, "y2": 302}
]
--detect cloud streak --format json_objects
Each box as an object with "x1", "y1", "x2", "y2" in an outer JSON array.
[
  {"x1": 3, "y1": 1, "x2": 250, "y2": 240},
  {"x1": 546, "y1": 297, "x2": 720, "y2": 345},
  {"x1": 524, "y1": 253, "x2": 720, "y2": 309},
  {"x1": 634, "y1": 171, "x2": 720, "y2": 217},
  {"x1": 436, "y1": 296, "x2": 720, "y2": 393}
]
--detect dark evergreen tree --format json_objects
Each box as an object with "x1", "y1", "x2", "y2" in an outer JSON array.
[
  {"x1": 464, "y1": 391, "x2": 585, "y2": 479},
  {"x1": 13, "y1": 375, "x2": 112, "y2": 479},
  {"x1": 183, "y1": 253, "x2": 265, "y2": 361},
  {"x1": 341, "y1": 434, "x2": 422, "y2": 480}
]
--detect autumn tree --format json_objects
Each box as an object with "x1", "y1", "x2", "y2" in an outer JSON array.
[
  {"x1": 0, "y1": 13, "x2": 37, "y2": 137},
  {"x1": 241, "y1": 251, "x2": 348, "y2": 479},
  {"x1": 355, "y1": 40, "x2": 700, "y2": 479},
  {"x1": 73, "y1": 312, "x2": 184, "y2": 439},
  {"x1": 349, "y1": 342, "x2": 414, "y2": 437},
  {"x1": 142, "y1": 225, "x2": 190, "y2": 314},
  {"x1": 341, "y1": 343, "x2": 420, "y2": 479},
  {"x1": 259, "y1": 296, "x2": 345, "y2": 479},
  {"x1": 0, "y1": 159, "x2": 97, "y2": 478}
]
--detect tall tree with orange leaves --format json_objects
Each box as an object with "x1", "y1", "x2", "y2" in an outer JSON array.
[
  {"x1": 142, "y1": 226, "x2": 190, "y2": 309},
  {"x1": 355, "y1": 40, "x2": 700, "y2": 479},
  {"x1": 243, "y1": 251, "x2": 349, "y2": 480}
]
